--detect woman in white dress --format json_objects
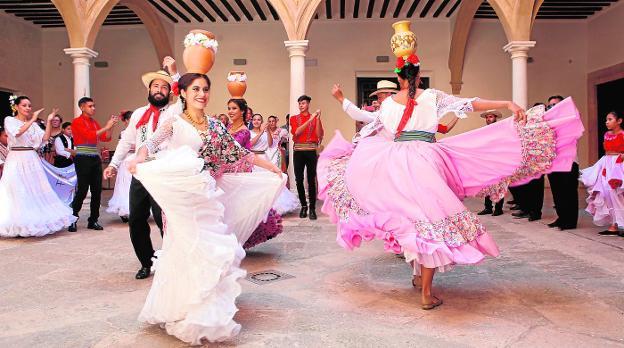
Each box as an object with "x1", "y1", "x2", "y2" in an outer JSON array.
[
  {"x1": 0, "y1": 96, "x2": 77, "y2": 237},
  {"x1": 128, "y1": 73, "x2": 284, "y2": 345},
  {"x1": 250, "y1": 114, "x2": 300, "y2": 215},
  {"x1": 107, "y1": 111, "x2": 134, "y2": 222}
]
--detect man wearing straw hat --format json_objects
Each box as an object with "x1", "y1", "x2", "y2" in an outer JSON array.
[
  {"x1": 477, "y1": 110, "x2": 505, "y2": 216},
  {"x1": 103, "y1": 56, "x2": 179, "y2": 280}
]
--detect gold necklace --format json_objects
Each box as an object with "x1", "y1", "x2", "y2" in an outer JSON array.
[{"x1": 184, "y1": 110, "x2": 207, "y2": 128}]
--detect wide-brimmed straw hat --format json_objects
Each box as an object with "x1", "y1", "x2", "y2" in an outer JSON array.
[
  {"x1": 480, "y1": 109, "x2": 502, "y2": 118},
  {"x1": 141, "y1": 70, "x2": 173, "y2": 89},
  {"x1": 369, "y1": 80, "x2": 398, "y2": 97}
]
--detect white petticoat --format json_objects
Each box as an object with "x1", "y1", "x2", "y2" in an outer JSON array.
[
  {"x1": 106, "y1": 153, "x2": 135, "y2": 217},
  {"x1": 580, "y1": 154, "x2": 624, "y2": 226},
  {"x1": 0, "y1": 150, "x2": 76, "y2": 237},
  {"x1": 134, "y1": 146, "x2": 284, "y2": 345}
]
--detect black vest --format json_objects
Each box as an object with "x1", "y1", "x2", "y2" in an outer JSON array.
[{"x1": 54, "y1": 135, "x2": 74, "y2": 168}]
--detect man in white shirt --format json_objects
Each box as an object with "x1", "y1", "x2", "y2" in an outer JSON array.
[
  {"x1": 331, "y1": 80, "x2": 398, "y2": 125},
  {"x1": 103, "y1": 56, "x2": 179, "y2": 280},
  {"x1": 53, "y1": 122, "x2": 75, "y2": 168}
]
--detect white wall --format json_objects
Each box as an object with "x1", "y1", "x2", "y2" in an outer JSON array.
[
  {"x1": 0, "y1": 12, "x2": 43, "y2": 106},
  {"x1": 587, "y1": 2, "x2": 624, "y2": 73}
]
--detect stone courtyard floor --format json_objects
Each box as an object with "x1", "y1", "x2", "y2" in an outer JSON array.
[{"x1": 1, "y1": 190, "x2": 623, "y2": 347}]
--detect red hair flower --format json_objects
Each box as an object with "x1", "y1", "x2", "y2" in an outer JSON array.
[
  {"x1": 406, "y1": 54, "x2": 420, "y2": 65},
  {"x1": 171, "y1": 81, "x2": 179, "y2": 96},
  {"x1": 396, "y1": 57, "x2": 406, "y2": 69}
]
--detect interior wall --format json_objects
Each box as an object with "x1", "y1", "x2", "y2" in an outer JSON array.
[
  {"x1": 587, "y1": 2, "x2": 624, "y2": 73},
  {"x1": 0, "y1": 12, "x2": 43, "y2": 109}
]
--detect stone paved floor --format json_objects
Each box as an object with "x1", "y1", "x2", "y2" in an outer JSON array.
[{"x1": 1, "y1": 190, "x2": 624, "y2": 347}]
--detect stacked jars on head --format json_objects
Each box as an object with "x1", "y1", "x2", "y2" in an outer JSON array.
[
  {"x1": 390, "y1": 20, "x2": 417, "y2": 58},
  {"x1": 182, "y1": 30, "x2": 218, "y2": 74},
  {"x1": 227, "y1": 71, "x2": 247, "y2": 99}
]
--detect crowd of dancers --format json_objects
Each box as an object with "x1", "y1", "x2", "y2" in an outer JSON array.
[{"x1": 1, "y1": 20, "x2": 623, "y2": 346}]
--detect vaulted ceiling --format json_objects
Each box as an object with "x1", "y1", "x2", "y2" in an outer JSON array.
[{"x1": 0, "y1": 0, "x2": 620, "y2": 28}]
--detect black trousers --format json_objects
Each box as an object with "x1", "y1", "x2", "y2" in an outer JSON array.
[
  {"x1": 522, "y1": 175, "x2": 545, "y2": 218},
  {"x1": 129, "y1": 177, "x2": 163, "y2": 268},
  {"x1": 547, "y1": 162, "x2": 579, "y2": 228},
  {"x1": 293, "y1": 150, "x2": 317, "y2": 209},
  {"x1": 485, "y1": 197, "x2": 504, "y2": 212},
  {"x1": 71, "y1": 155, "x2": 102, "y2": 223}
]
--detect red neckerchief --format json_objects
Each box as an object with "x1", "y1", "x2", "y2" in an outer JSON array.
[{"x1": 136, "y1": 105, "x2": 160, "y2": 131}]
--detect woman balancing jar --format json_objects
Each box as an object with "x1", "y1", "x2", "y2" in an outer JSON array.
[
  {"x1": 227, "y1": 71, "x2": 247, "y2": 99},
  {"x1": 182, "y1": 29, "x2": 219, "y2": 74},
  {"x1": 390, "y1": 20, "x2": 417, "y2": 58}
]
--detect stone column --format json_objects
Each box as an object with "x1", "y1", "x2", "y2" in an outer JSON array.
[
  {"x1": 64, "y1": 47, "x2": 99, "y2": 117},
  {"x1": 503, "y1": 41, "x2": 535, "y2": 109},
  {"x1": 284, "y1": 40, "x2": 309, "y2": 190}
]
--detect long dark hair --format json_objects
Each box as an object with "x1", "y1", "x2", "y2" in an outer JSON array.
[
  {"x1": 608, "y1": 110, "x2": 623, "y2": 122},
  {"x1": 395, "y1": 63, "x2": 420, "y2": 135},
  {"x1": 178, "y1": 73, "x2": 211, "y2": 110},
  {"x1": 12, "y1": 96, "x2": 30, "y2": 116}
]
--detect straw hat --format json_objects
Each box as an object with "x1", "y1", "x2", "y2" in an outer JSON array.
[
  {"x1": 369, "y1": 80, "x2": 398, "y2": 97},
  {"x1": 141, "y1": 70, "x2": 173, "y2": 89},
  {"x1": 480, "y1": 109, "x2": 502, "y2": 119}
]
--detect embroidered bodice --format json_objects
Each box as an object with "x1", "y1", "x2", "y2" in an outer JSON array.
[
  {"x1": 4, "y1": 116, "x2": 45, "y2": 148},
  {"x1": 144, "y1": 114, "x2": 253, "y2": 178},
  {"x1": 228, "y1": 126, "x2": 251, "y2": 150},
  {"x1": 357, "y1": 89, "x2": 476, "y2": 141},
  {"x1": 604, "y1": 132, "x2": 624, "y2": 153}
]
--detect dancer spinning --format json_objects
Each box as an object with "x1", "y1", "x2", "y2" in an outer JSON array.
[
  {"x1": 104, "y1": 60, "x2": 178, "y2": 280},
  {"x1": 0, "y1": 96, "x2": 76, "y2": 237},
  {"x1": 106, "y1": 110, "x2": 134, "y2": 223},
  {"x1": 581, "y1": 111, "x2": 624, "y2": 237},
  {"x1": 128, "y1": 73, "x2": 283, "y2": 344},
  {"x1": 318, "y1": 33, "x2": 583, "y2": 309},
  {"x1": 227, "y1": 99, "x2": 284, "y2": 248}
]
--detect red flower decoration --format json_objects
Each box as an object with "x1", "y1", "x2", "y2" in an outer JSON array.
[
  {"x1": 617, "y1": 155, "x2": 623, "y2": 164},
  {"x1": 609, "y1": 178, "x2": 623, "y2": 189},
  {"x1": 602, "y1": 168, "x2": 607, "y2": 177},
  {"x1": 406, "y1": 54, "x2": 420, "y2": 65},
  {"x1": 396, "y1": 57, "x2": 406, "y2": 69},
  {"x1": 171, "y1": 81, "x2": 179, "y2": 96}
]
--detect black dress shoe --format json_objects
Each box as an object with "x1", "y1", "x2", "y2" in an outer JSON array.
[
  {"x1": 528, "y1": 215, "x2": 542, "y2": 222},
  {"x1": 512, "y1": 211, "x2": 529, "y2": 219},
  {"x1": 120, "y1": 216, "x2": 129, "y2": 223},
  {"x1": 492, "y1": 210, "x2": 504, "y2": 217},
  {"x1": 510, "y1": 205, "x2": 522, "y2": 211},
  {"x1": 309, "y1": 209, "x2": 317, "y2": 220},
  {"x1": 299, "y1": 206, "x2": 308, "y2": 218},
  {"x1": 68, "y1": 222, "x2": 77, "y2": 232},
  {"x1": 135, "y1": 267, "x2": 151, "y2": 279},
  {"x1": 477, "y1": 209, "x2": 493, "y2": 215},
  {"x1": 87, "y1": 222, "x2": 104, "y2": 230},
  {"x1": 547, "y1": 220, "x2": 560, "y2": 228}
]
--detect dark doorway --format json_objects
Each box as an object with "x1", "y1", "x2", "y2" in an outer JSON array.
[
  {"x1": 596, "y1": 77, "x2": 624, "y2": 157},
  {"x1": 0, "y1": 90, "x2": 13, "y2": 128}
]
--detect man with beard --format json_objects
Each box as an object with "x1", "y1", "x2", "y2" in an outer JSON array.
[{"x1": 103, "y1": 57, "x2": 178, "y2": 279}]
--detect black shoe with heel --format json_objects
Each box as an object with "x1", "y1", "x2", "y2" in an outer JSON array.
[
  {"x1": 87, "y1": 221, "x2": 104, "y2": 230},
  {"x1": 299, "y1": 206, "x2": 308, "y2": 218},
  {"x1": 309, "y1": 208, "x2": 317, "y2": 220}
]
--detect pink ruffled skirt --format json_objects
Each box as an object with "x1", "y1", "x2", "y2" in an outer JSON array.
[
  {"x1": 581, "y1": 155, "x2": 624, "y2": 226},
  {"x1": 318, "y1": 99, "x2": 584, "y2": 272}
]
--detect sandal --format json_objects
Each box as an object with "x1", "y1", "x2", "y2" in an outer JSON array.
[
  {"x1": 598, "y1": 230, "x2": 619, "y2": 236},
  {"x1": 421, "y1": 296, "x2": 443, "y2": 310}
]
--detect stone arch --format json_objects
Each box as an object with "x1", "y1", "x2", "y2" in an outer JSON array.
[{"x1": 267, "y1": 0, "x2": 324, "y2": 41}]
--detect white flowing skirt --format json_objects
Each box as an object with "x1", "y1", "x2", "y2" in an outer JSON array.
[
  {"x1": 580, "y1": 154, "x2": 624, "y2": 226},
  {"x1": 0, "y1": 150, "x2": 76, "y2": 237},
  {"x1": 252, "y1": 152, "x2": 299, "y2": 215},
  {"x1": 134, "y1": 146, "x2": 284, "y2": 345},
  {"x1": 106, "y1": 153, "x2": 135, "y2": 217}
]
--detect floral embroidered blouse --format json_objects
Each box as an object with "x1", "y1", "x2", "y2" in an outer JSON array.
[{"x1": 144, "y1": 114, "x2": 254, "y2": 178}]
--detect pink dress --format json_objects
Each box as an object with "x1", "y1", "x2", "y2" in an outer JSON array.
[
  {"x1": 580, "y1": 132, "x2": 624, "y2": 226},
  {"x1": 318, "y1": 89, "x2": 583, "y2": 273},
  {"x1": 229, "y1": 127, "x2": 284, "y2": 249}
]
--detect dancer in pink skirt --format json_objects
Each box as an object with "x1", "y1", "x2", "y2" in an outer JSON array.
[
  {"x1": 318, "y1": 49, "x2": 584, "y2": 310},
  {"x1": 581, "y1": 111, "x2": 624, "y2": 237}
]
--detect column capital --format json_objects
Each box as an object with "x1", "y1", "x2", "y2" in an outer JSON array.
[
  {"x1": 285, "y1": 40, "x2": 309, "y2": 57},
  {"x1": 503, "y1": 41, "x2": 536, "y2": 59},
  {"x1": 63, "y1": 47, "x2": 99, "y2": 59}
]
